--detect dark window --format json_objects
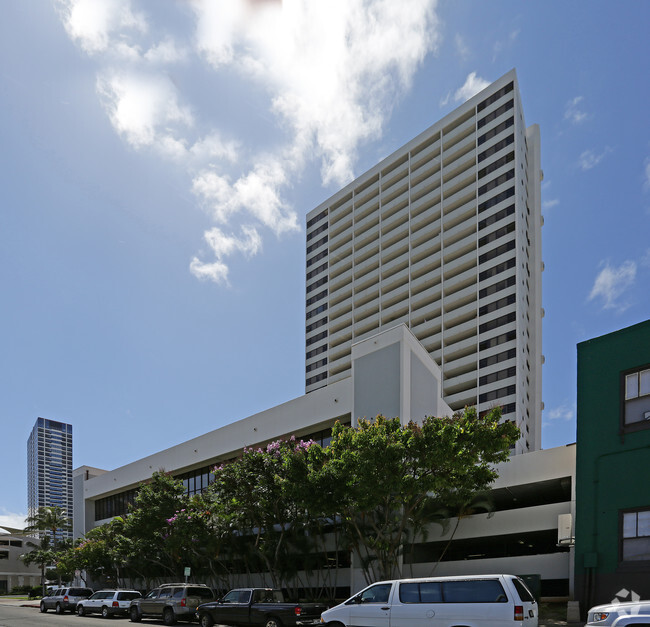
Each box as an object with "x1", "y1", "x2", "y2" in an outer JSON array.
[
  {"x1": 478, "y1": 152, "x2": 515, "y2": 180},
  {"x1": 306, "y1": 372, "x2": 327, "y2": 386},
  {"x1": 442, "y1": 579, "x2": 507, "y2": 603},
  {"x1": 477, "y1": 82, "x2": 514, "y2": 112},
  {"x1": 478, "y1": 135, "x2": 515, "y2": 163},
  {"x1": 479, "y1": 275, "x2": 516, "y2": 299},
  {"x1": 306, "y1": 262, "x2": 328, "y2": 281},
  {"x1": 621, "y1": 508, "x2": 650, "y2": 562},
  {"x1": 306, "y1": 317, "x2": 327, "y2": 333},
  {"x1": 307, "y1": 276, "x2": 328, "y2": 294},
  {"x1": 306, "y1": 303, "x2": 327, "y2": 320},
  {"x1": 479, "y1": 347, "x2": 516, "y2": 368},
  {"x1": 306, "y1": 358, "x2": 327, "y2": 373},
  {"x1": 399, "y1": 582, "x2": 442, "y2": 604},
  {"x1": 307, "y1": 220, "x2": 328, "y2": 240},
  {"x1": 478, "y1": 187, "x2": 515, "y2": 213},
  {"x1": 306, "y1": 330, "x2": 328, "y2": 346},
  {"x1": 307, "y1": 208, "x2": 328, "y2": 229},
  {"x1": 479, "y1": 222, "x2": 515, "y2": 247},
  {"x1": 479, "y1": 240, "x2": 516, "y2": 264},
  {"x1": 306, "y1": 344, "x2": 327, "y2": 359},
  {"x1": 478, "y1": 117, "x2": 514, "y2": 146},
  {"x1": 480, "y1": 366, "x2": 516, "y2": 386},
  {"x1": 478, "y1": 99, "x2": 514, "y2": 129},
  {"x1": 478, "y1": 169, "x2": 515, "y2": 196},
  {"x1": 359, "y1": 583, "x2": 392, "y2": 604},
  {"x1": 479, "y1": 384, "x2": 516, "y2": 403},
  {"x1": 306, "y1": 290, "x2": 327, "y2": 307},
  {"x1": 479, "y1": 330, "x2": 516, "y2": 351},
  {"x1": 479, "y1": 295, "x2": 516, "y2": 317},
  {"x1": 479, "y1": 312, "x2": 516, "y2": 334},
  {"x1": 307, "y1": 249, "x2": 328, "y2": 267},
  {"x1": 479, "y1": 257, "x2": 516, "y2": 281},
  {"x1": 306, "y1": 234, "x2": 328, "y2": 254}
]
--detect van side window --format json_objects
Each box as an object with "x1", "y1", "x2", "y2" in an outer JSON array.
[
  {"x1": 399, "y1": 582, "x2": 442, "y2": 603},
  {"x1": 442, "y1": 580, "x2": 508, "y2": 603},
  {"x1": 360, "y1": 584, "x2": 392, "y2": 604}
]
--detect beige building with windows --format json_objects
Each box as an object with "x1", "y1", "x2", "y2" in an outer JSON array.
[{"x1": 305, "y1": 69, "x2": 542, "y2": 454}]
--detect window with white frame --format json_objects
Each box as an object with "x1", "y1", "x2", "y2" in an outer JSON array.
[
  {"x1": 623, "y1": 367, "x2": 650, "y2": 427},
  {"x1": 622, "y1": 509, "x2": 650, "y2": 562}
]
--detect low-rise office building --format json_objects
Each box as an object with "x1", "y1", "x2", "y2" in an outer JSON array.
[
  {"x1": 0, "y1": 529, "x2": 42, "y2": 593},
  {"x1": 76, "y1": 326, "x2": 574, "y2": 598}
]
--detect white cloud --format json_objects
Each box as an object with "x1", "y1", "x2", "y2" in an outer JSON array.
[
  {"x1": 57, "y1": 0, "x2": 147, "y2": 56},
  {"x1": 58, "y1": 0, "x2": 441, "y2": 284},
  {"x1": 588, "y1": 260, "x2": 637, "y2": 312},
  {"x1": 441, "y1": 71, "x2": 490, "y2": 107},
  {"x1": 97, "y1": 71, "x2": 193, "y2": 153},
  {"x1": 543, "y1": 199, "x2": 559, "y2": 210},
  {"x1": 190, "y1": 226, "x2": 262, "y2": 285},
  {"x1": 578, "y1": 148, "x2": 611, "y2": 171},
  {"x1": 564, "y1": 96, "x2": 589, "y2": 124},
  {"x1": 0, "y1": 509, "x2": 27, "y2": 531},
  {"x1": 547, "y1": 403, "x2": 575, "y2": 422}
]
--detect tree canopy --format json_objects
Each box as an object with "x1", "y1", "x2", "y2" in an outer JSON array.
[{"x1": 57, "y1": 407, "x2": 518, "y2": 594}]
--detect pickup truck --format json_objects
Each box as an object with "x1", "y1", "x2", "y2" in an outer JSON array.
[{"x1": 195, "y1": 588, "x2": 327, "y2": 627}]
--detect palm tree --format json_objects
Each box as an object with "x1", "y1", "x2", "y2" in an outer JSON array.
[
  {"x1": 21, "y1": 535, "x2": 54, "y2": 597},
  {"x1": 24, "y1": 506, "x2": 71, "y2": 551}
]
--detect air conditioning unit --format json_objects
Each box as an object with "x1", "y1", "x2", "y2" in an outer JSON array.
[{"x1": 557, "y1": 513, "x2": 574, "y2": 547}]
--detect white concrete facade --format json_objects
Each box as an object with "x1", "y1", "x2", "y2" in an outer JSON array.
[
  {"x1": 0, "y1": 532, "x2": 42, "y2": 593},
  {"x1": 305, "y1": 69, "x2": 543, "y2": 454}
]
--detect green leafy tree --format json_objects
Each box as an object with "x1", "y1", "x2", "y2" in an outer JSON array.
[
  {"x1": 24, "y1": 506, "x2": 71, "y2": 551},
  {"x1": 205, "y1": 438, "x2": 317, "y2": 589},
  {"x1": 321, "y1": 407, "x2": 518, "y2": 583},
  {"x1": 20, "y1": 535, "x2": 54, "y2": 595},
  {"x1": 121, "y1": 470, "x2": 188, "y2": 584}
]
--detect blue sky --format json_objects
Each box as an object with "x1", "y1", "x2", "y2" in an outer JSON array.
[{"x1": 1, "y1": 0, "x2": 649, "y2": 528}]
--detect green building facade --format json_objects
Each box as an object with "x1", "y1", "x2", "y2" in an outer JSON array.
[{"x1": 576, "y1": 319, "x2": 650, "y2": 610}]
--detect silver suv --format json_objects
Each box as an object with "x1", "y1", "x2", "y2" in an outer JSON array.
[
  {"x1": 129, "y1": 583, "x2": 215, "y2": 625},
  {"x1": 77, "y1": 589, "x2": 142, "y2": 618},
  {"x1": 39, "y1": 586, "x2": 93, "y2": 614}
]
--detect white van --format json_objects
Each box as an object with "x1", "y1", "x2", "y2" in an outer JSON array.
[{"x1": 320, "y1": 574, "x2": 538, "y2": 627}]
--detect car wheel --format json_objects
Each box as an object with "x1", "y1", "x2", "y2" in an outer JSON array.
[
  {"x1": 78, "y1": 605, "x2": 86, "y2": 616},
  {"x1": 40, "y1": 601, "x2": 47, "y2": 613},
  {"x1": 163, "y1": 607, "x2": 176, "y2": 625},
  {"x1": 265, "y1": 617, "x2": 282, "y2": 627},
  {"x1": 129, "y1": 606, "x2": 142, "y2": 622},
  {"x1": 55, "y1": 602, "x2": 64, "y2": 614},
  {"x1": 199, "y1": 613, "x2": 214, "y2": 627},
  {"x1": 102, "y1": 606, "x2": 111, "y2": 618}
]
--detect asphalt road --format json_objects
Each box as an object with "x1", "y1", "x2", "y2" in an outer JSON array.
[{"x1": 0, "y1": 602, "x2": 134, "y2": 627}]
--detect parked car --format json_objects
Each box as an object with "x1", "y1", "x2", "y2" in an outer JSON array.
[
  {"x1": 129, "y1": 583, "x2": 215, "y2": 625},
  {"x1": 77, "y1": 589, "x2": 142, "y2": 618},
  {"x1": 39, "y1": 586, "x2": 94, "y2": 614},
  {"x1": 196, "y1": 588, "x2": 327, "y2": 627},
  {"x1": 587, "y1": 599, "x2": 650, "y2": 625},
  {"x1": 320, "y1": 574, "x2": 538, "y2": 627}
]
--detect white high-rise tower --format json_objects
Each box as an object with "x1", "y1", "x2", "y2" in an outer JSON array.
[{"x1": 305, "y1": 70, "x2": 542, "y2": 453}]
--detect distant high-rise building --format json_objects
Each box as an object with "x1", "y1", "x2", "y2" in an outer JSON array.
[
  {"x1": 305, "y1": 69, "x2": 542, "y2": 453},
  {"x1": 27, "y1": 418, "x2": 73, "y2": 539}
]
